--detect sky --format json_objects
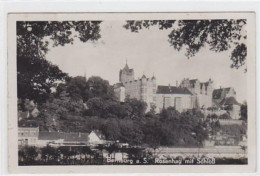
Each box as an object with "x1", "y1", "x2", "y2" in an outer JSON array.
[{"x1": 45, "y1": 20, "x2": 247, "y2": 102}]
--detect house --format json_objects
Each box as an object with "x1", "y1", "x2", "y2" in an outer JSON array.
[
  {"x1": 18, "y1": 107, "x2": 39, "y2": 121},
  {"x1": 88, "y1": 130, "x2": 106, "y2": 145},
  {"x1": 18, "y1": 111, "x2": 30, "y2": 121},
  {"x1": 37, "y1": 131, "x2": 90, "y2": 147},
  {"x1": 18, "y1": 121, "x2": 39, "y2": 147},
  {"x1": 212, "y1": 88, "x2": 241, "y2": 119},
  {"x1": 179, "y1": 78, "x2": 214, "y2": 109},
  {"x1": 18, "y1": 124, "x2": 106, "y2": 147}
]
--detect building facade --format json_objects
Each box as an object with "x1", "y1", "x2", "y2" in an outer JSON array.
[
  {"x1": 179, "y1": 78, "x2": 214, "y2": 109},
  {"x1": 115, "y1": 63, "x2": 157, "y2": 111},
  {"x1": 155, "y1": 85, "x2": 192, "y2": 112},
  {"x1": 212, "y1": 88, "x2": 241, "y2": 119},
  {"x1": 18, "y1": 126, "x2": 39, "y2": 146}
]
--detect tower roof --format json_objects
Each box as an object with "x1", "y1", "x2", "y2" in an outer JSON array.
[{"x1": 124, "y1": 63, "x2": 129, "y2": 70}]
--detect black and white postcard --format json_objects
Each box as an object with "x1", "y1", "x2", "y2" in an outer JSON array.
[{"x1": 7, "y1": 12, "x2": 256, "y2": 173}]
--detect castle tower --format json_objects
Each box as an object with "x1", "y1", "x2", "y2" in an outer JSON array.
[{"x1": 119, "y1": 62, "x2": 134, "y2": 83}]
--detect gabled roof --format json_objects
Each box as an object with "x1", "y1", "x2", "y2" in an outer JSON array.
[
  {"x1": 124, "y1": 63, "x2": 129, "y2": 70},
  {"x1": 220, "y1": 97, "x2": 240, "y2": 106},
  {"x1": 212, "y1": 87, "x2": 232, "y2": 99},
  {"x1": 18, "y1": 111, "x2": 29, "y2": 119},
  {"x1": 91, "y1": 130, "x2": 106, "y2": 140},
  {"x1": 18, "y1": 120, "x2": 39, "y2": 128},
  {"x1": 157, "y1": 85, "x2": 192, "y2": 95},
  {"x1": 38, "y1": 132, "x2": 89, "y2": 142}
]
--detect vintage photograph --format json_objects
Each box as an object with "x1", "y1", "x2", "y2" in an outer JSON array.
[{"x1": 7, "y1": 12, "x2": 256, "y2": 173}]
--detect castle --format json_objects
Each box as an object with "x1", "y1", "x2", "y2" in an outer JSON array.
[
  {"x1": 114, "y1": 63, "x2": 241, "y2": 119},
  {"x1": 114, "y1": 63, "x2": 156, "y2": 111}
]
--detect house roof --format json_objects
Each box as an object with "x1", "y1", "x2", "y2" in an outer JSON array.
[
  {"x1": 157, "y1": 85, "x2": 192, "y2": 95},
  {"x1": 18, "y1": 120, "x2": 39, "y2": 127},
  {"x1": 91, "y1": 130, "x2": 106, "y2": 140},
  {"x1": 38, "y1": 132, "x2": 89, "y2": 141},
  {"x1": 220, "y1": 97, "x2": 240, "y2": 106},
  {"x1": 212, "y1": 88, "x2": 231, "y2": 99},
  {"x1": 18, "y1": 111, "x2": 29, "y2": 119}
]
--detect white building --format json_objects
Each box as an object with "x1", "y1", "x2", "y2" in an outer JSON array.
[{"x1": 155, "y1": 85, "x2": 193, "y2": 112}]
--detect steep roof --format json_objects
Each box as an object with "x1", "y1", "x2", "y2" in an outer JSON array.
[
  {"x1": 220, "y1": 97, "x2": 240, "y2": 106},
  {"x1": 91, "y1": 130, "x2": 106, "y2": 140},
  {"x1": 212, "y1": 88, "x2": 231, "y2": 99},
  {"x1": 18, "y1": 111, "x2": 29, "y2": 119},
  {"x1": 157, "y1": 85, "x2": 192, "y2": 95},
  {"x1": 18, "y1": 120, "x2": 39, "y2": 128},
  {"x1": 38, "y1": 132, "x2": 89, "y2": 142},
  {"x1": 124, "y1": 63, "x2": 129, "y2": 70}
]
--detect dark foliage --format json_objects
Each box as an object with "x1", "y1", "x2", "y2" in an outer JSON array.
[
  {"x1": 17, "y1": 21, "x2": 102, "y2": 103},
  {"x1": 240, "y1": 101, "x2": 247, "y2": 122}
]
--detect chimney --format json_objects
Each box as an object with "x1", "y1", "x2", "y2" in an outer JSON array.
[
  {"x1": 78, "y1": 132, "x2": 81, "y2": 137},
  {"x1": 176, "y1": 81, "x2": 178, "y2": 87}
]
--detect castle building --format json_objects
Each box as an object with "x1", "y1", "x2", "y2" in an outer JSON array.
[
  {"x1": 155, "y1": 85, "x2": 192, "y2": 112},
  {"x1": 114, "y1": 83, "x2": 125, "y2": 102},
  {"x1": 179, "y1": 78, "x2": 214, "y2": 109},
  {"x1": 212, "y1": 87, "x2": 241, "y2": 119},
  {"x1": 115, "y1": 63, "x2": 157, "y2": 111},
  {"x1": 114, "y1": 63, "x2": 241, "y2": 118}
]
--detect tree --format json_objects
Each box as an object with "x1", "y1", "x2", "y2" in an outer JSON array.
[
  {"x1": 125, "y1": 97, "x2": 147, "y2": 119},
  {"x1": 24, "y1": 146, "x2": 38, "y2": 163},
  {"x1": 86, "y1": 97, "x2": 107, "y2": 117},
  {"x1": 65, "y1": 76, "x2": 88, "y2": 101},
  {"x1": 81, "y1": 146, "x2": 93, "y2": 163},
  {"x1": 124, "y1": 20, "x2": 247, "y2": 70},
  {"x1": 101, "y1": 119, "x2": 121, "y2": 141},
  {"x1": 240, "y1": 101, "x2": 247, "y2": 122},
  {"x1": 41, "y1": 146, "x2": 58, "y2": 163},
  {"x1": 119, "y1": 119, "x2": 144, "y2": 145},
  {"x1": 86, "y1": 76, "x2": 115, "y2": 100},
  {"x1": 39, "y1": 90, "x2": 85, "y2": 132},
  {"x1": 17, "y1": 21, "x2": 102, "y2": 102}
]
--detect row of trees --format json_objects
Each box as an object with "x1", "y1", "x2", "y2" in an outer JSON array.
[
  {"x1": 18, "y1": 145, "x2": 247, "y2": 165},
  {"x1": 19, "y1": 145, "x2": 146, "y2": 165}
]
